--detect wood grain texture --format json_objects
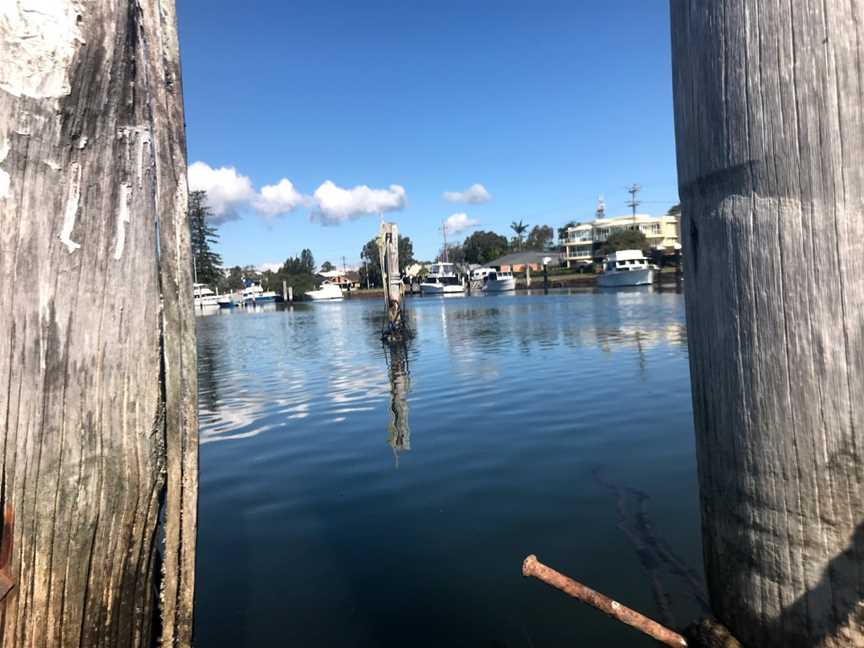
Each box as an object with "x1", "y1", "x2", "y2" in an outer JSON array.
[
  {"x1": 0, "y1": 1, "x2": 197, "y2": 646},
  {"x1": 670, "y1": 1, "x2": 864, "y2": 646}
]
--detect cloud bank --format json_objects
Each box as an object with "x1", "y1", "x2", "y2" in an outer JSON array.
[
  {"x1": 443, "y1": 212, "x2": 478, "y2": 236},
  {"x1": 253, "y1": 179, "x2": 307, "y2": 216},
  {"x1": 443, "y1": 183, "x2": 491, "y2": 204},
  {"x1": 188, "y1": 161, "x2": 408, "y2": 226},
  {"x1": 312, "y1": 181, "x2": 407, "y2": 225},
  {"x1": 187, "y1": 162, "x2": 255, "y2": 224}
]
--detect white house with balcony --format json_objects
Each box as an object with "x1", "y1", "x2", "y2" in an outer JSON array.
[{"x1": 562, "y1": 213, "x2": 681, "y2": 268}]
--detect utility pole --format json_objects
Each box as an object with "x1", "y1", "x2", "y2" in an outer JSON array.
[{"x1": 626, "y1": 184, "x2": 641, "y2": 224}]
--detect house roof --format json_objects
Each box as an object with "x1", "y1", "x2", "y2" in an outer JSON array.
[{"x1": 485, "y1": 250, "x2": 565, "y2": 267}]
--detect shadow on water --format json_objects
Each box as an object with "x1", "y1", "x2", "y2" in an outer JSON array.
[{"x1": 592, "y1": 467, "x2": 710, "y2": 628}]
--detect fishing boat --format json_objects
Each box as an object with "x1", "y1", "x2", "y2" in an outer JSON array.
[
  {"x1": 420, "y1": 262, "x2": 465, "y2": 295},
  {"x1": 305, "y1": 282, "x2": 344, "y2": 301},
  {"x1": 193, "y1": 283, "x2": 219, "y2": 308},
  {"x1": 241, "y1": 283, "x2": 277, "y2": 305},
  {"x1": 596, "y1": 250, "x2": 654, "y2": 287},
  {"x1": 483, "y1": 270, "x2": 516, "y2": 292}
]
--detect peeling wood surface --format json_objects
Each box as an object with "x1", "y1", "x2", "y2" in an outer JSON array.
[
  {"x1": 0, "y1": 1, "x2": 197, "y2": 646},
  {"x1": 670, "y1": 2, "x2": 864, "y2": 646}
]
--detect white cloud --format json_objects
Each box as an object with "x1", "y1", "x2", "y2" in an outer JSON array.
[
  {"x1": 311, "y1": 180, "x2": 407, "y2": 224},
  {"x1": 443, "y1": 183, "x2": 491, "y2": 204},
  {"x1": 252, "y1": 179, "x2": 307, "y2": 216},
  {"x1": 443, "y1": 212, "x2": 478, "y2": 236},
  {"x1": 256, "y1": 261, "x2": 282, "y2": 273},
  {"x1": 187, "y1": 161, "x2": 255, "y2": 224}
]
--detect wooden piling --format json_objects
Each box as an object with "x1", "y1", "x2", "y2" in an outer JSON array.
[
  {"x1": 0, "y1": 2, "x2": 197, "y2": 646},
  {"x1": 378, "y1": 222, "x2": 405, "y2": 339},
  {"x1": 671, "y1": 2, "x2": 864, "y2": 645}
]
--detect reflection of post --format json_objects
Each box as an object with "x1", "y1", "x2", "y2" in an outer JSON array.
[
  {"x1": 386, "y1": 343, "x2": 411, "y2": 461},
  {"x1": 378, "y1": 221, "x2": 405, "y2": 340}
]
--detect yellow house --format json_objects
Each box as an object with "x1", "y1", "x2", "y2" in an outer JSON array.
[{"x1": 563, "y1": 213, "x2": 681, "y2": 268}]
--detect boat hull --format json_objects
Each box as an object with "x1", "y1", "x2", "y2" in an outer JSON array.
[
  {"x1": 306, "y1": 285, "x2": 344, "y2": 301},
  {"x1": 306, "y1": 292, "x2": 343, "y2": 301},
  {"x1": 420, "y1": 283, "x2": 465, "y2": 295},
  {"x1": 484, "y1": 277, "x2": 516, "y2": 292},
  {"x1": 596, "y1": 269, "x2": 654, "y2": 287}
]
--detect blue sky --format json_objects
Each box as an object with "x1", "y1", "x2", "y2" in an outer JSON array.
[{"x1": 177, "y1": 0, "x2": 679, "y2": 269}]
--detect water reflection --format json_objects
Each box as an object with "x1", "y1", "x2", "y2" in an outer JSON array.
[{"x1": 384, "y1": 342, "x2": 411, "y2": 463}]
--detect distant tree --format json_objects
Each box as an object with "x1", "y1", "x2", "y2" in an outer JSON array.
[
  {"x1": 525, "y1": 224, "x2": 554, "y2": 250},
  {"x1": 360, "y1": 238, "x2": 382, "y2": 287},
  {"x1": 320, "y1": 261, "x2": 335, "y2": 272},
  {"x1": 360, "y1": 234, "x2": 415, "y2": 288},
  {"x1": 463, "y1": 230, "x2": 509, "y2": 264},
  {"x1": 438, "y1": 243, "x2": 465, "y2": 263},
  {"x1": 510, "y1": 220, "x2": 529, "y2": 250},
  {"x1": 557, "y1": 220, "x2": 577, "y2": 243},
  {"x1": 398, "y1": 235, "x2": 415, "y2": 272},
  {"x1": 597, "y1": 229, "x2": 649, "y2": 256},
  {"x1": 188, "y1": 190, "x2": 223, "y2": 287},
  {"x1": 225, "y1": 266, "x2": 245, "y2": 291},
  {"x1": 667, "y1": 203, "x2": 681, "y2": 217}
]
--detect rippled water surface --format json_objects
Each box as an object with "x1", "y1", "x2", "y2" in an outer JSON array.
[{"x1": 195, "y1": 288, "x2": 703, "y2": 647}]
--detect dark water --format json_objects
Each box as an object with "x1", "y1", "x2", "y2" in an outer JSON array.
[{"x1": 195, "y1": 288, "x2": 705, "y2": 647}]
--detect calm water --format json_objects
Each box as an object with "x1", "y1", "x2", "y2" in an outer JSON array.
[{"x1": 195, "y1": 288, "x2": 705, "y2": 647}]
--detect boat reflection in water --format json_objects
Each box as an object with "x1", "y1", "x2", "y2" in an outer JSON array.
[{"x1": 384, "y1": 342, "x2": 411, "y2": 464}]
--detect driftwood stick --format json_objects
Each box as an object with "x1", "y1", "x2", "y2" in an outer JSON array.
[{"x1": 522, "y1": 554, "x2": 687, "y2": 647}]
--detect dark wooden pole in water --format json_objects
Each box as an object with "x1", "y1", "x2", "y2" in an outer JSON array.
[
  {"x1": 0, "y1": 1, "x2": 197, "y2": 646},
  {"x1": 378, "y1": 222, "x2": 404, "y2": 336},
  {"x1": 670, "y1": 2, "x2": 864, "y2": 646}
]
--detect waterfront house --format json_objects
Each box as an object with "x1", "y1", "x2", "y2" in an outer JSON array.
[
  {"x1": 485, "y1": 250, "x2": 565, "y2": 273},
  {"x1": 562, "y1": 213, "x2": 681, "y2": 268}
]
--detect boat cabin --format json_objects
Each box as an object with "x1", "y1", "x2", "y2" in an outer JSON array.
[{"x1": 603, "y1": 250, "x2": 649, "y2": 273}]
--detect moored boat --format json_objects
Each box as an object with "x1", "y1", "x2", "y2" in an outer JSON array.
[
  {"x1": 596, "y1": 250, "x2": 654, "y2": 287},
  {"x1": 420, "y1": 262, "x2": 465, "y2": 295},
  {"x1": 305, "y1": 282, "x2": 344, "y2": 301},
  {"x1": 194, "y1": 283, "x2": 219, "y2": 308},
  {"x1": 483, "y1": 270, "x2": 516, "y2": 292},
  {"x1": 241, "y1": 283, "x2": 277, "y2": 305}
]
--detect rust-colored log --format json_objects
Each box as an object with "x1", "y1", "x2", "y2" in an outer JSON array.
[{"x1": 522, "y1": 554, "x2": 687, "y2": 648}]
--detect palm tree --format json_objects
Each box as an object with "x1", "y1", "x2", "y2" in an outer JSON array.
[{"x1": 510, "y1": 220, "x2": 529, "y2": 250}]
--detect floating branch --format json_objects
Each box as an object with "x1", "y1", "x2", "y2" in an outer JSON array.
[{"x1": 522, "y1": 554, "x2": 687, "y2": 647}]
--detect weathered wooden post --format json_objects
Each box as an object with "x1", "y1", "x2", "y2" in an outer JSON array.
[
  {"x1": 378, "y1": 221, "x2": 405, "y2": 340},
  {"x1": 671, "y1": 2, "x2": 864, "y2": 646},
  {"x1": 0, "y1": 1, "x2": 197, "y2": 646}
]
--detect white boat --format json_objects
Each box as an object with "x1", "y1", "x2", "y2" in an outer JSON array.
[
  {"x1": 305, "y1": 282, "x2": 344, "y2": 301},
  {"x1": 241, "y1": 283, "x2": 277, "y2": 305},
  {"x1": 596, "y1": 250, "x2": 654, "y2": 287},
  {"x1": 217, "y1": 295, "x2": 236, "y2": 308},
  {"x1": 483, "y1": 270, "x2": 516, "y2": 292},
  {"x1": 420, "y1": 262, "x2": 465, "y2": 295},
  {"x1": 193, "y1": 283, "x2": 219, "y2": 308}
]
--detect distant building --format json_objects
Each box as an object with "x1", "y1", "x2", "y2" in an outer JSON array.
[
  {"x1": 562, "y1": 213, "x2": 681, "y2": 268},
  {"x1": 318, "y1": 269, "x2": 358, "y2": 289},
  {"x1": 484, "y1": 250, "x2": 564, "y2": 273}
]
